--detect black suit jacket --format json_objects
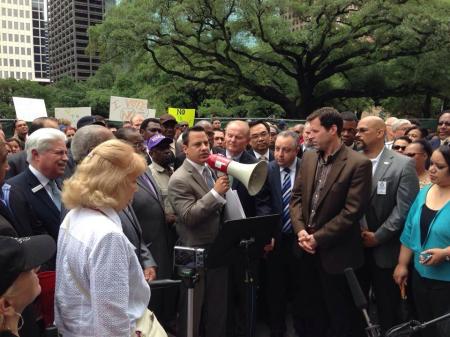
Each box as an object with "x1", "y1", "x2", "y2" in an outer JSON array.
[
  {"x1": 6, "y1": 168, "x2": 62, "y2": 240},
  {"x1": 132, "y1": 170, "x2": 172, "y2": 279},
  {"x1": 119, "y1": 205, "x2": 157, "y2": 269}
]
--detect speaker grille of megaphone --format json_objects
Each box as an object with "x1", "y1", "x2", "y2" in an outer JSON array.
[{"x1": 207, "y1": 154, "x2": 268, "y2": 196}]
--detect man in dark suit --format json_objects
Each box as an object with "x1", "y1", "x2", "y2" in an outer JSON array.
[
  {"x1": 4, "y1": 128, "x2": 68, "y2": 240},
  {"x1": 356, "y1": 116, "x2": 419, "y2": 331},
  {"x1": 247, "y1": 120, "x2": 274, "y2": 162},
  {"x1": 290, "y1": 107, "x2": 372, "y2": 337},
  {"x1": 259, "y1": 130, "x2": 304, "y2": 337},
  {"x1": 6, "y1": 117, "x2": 60, "y2": 179},
  {"x1": 168, "y1": 126, "x2": 230, "y2": 337}
]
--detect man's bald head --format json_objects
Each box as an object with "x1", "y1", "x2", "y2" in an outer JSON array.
[{"x1": 356, "y1": 116, "x2": 386, "y2": 152}]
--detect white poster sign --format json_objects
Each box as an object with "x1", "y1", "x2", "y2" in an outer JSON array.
[
  {"x1": 109, "y1": 96, "x2": 149, "y2": 122},
  {"x1": 55, "y1": 107, "x2": 91, "y2": 127},
  {"x1": 13, "y1": 97, "x2": 47, "y2": 121}
]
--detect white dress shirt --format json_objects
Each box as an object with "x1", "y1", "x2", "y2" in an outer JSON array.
[
  {"x1": 279, "y1": 158, "x2": 298, "y2": 189},
  {"x1": 29, "y1": 164, "x2": 58, "y2": 203},
  {"x1": 253, "y1": 149, "x2": 270, "y2": 161},
  {"x1": 55, "y1": 207, "x2": 150, "y2": 337},
  {"x1": 370, "y1": 148, "x2": 384, "y2": 176}
]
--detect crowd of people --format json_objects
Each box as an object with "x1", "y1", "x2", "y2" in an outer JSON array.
[{"x1": 0, "y1": 108, "x2": 449, "y2": 337}]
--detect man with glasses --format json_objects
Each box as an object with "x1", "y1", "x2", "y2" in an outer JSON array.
[
  {"x1": 435, "y1": 111, "x2": 450, "y2": 148},
  {"x1": 355, "y1": 116, "x2": 419, "y2": 333},
  {"x1": 248, "y1": 120, "x2": 274, "y2": 161}
]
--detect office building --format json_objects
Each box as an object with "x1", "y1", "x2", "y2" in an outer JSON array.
[
  {"x1": 0, "y1": 0, "x2": 49, "y2": 82},
  {"x1": 47, "y1": 0, "x2": 116, "y2": 81}
]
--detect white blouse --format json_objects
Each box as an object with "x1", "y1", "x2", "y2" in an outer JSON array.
[{"x1": 55, "y1": 207, "x2": 150, "y2": 337}]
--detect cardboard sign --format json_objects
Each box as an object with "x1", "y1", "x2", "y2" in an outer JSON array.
[
  {"x1": 167, "y1": 107, "x2": 196, "y2": 126},
  {"x1": 13, "y1": 97, "x2": 47, "y2": 121},
  {"x1": 55, "y1": 107, "x2": 91, "y2": 127},
  {"x1": 109, "y1": 96, "x2": 148, "y2": 122}
]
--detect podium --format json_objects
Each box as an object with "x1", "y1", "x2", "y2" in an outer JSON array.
[{"x1": 208, "y1": 214, "x2": 279, "y2": 337}]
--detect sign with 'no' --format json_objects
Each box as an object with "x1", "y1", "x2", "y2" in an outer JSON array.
[{"x1": 167, "y1": 107, "x2": 195, "y2": 126}]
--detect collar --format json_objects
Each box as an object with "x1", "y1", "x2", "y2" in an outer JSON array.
[
  {"x1": 317, "y1": 144, "x2": 343, "y2": 165},
  {"x1": 186, "y1": 158, "x2": 208, "y2": 175},
  {"x1": 280, "y1": 158, "x2": 298, "y2": 173},
  {"x1": 29, "y1": 164, "x2": 50, "y2": 187},
  {"x1": 371, "y1": 148, "x2": 384, "y2": 163},
  {"x1": 253, "y1": 148, "x2": 270, "y2": 160},
  {"x1": 226, "y1": 150, "x2": 243, "y2": 161}
]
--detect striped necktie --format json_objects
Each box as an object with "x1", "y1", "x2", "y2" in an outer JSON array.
[
  {"x1": 281, "y1": 167, "x2": 292, "y2": 233},
  {"x1": 49, "y1": 180, "x2": 61, "y2": 211}
]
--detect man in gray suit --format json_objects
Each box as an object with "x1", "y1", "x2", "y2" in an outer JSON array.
[
  {"x1": 356, "y1": 116, "x2": 419, "y2": 332},
  {"x1": 169, "y1": 126, "x2": 230, "y2": 337}
]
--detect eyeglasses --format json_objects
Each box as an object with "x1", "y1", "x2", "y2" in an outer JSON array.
[
  {"x1": 392, "y1": 145, "x2": 407, "y2": 151},
  {"x1": 405, "y1": 152, "x2": 424, "y2": 157},
  {"x1": 438, "y1": 121, "x2": 450, "y2": 127}
]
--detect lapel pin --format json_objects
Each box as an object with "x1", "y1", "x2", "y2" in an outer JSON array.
[{"x1": 31, "y1": 184, "x2": 44, "y2": 193}]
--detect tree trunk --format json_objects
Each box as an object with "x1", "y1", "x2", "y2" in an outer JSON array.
[{"x1": 422, "y1": 93, "x2": 431, "y2": 118}]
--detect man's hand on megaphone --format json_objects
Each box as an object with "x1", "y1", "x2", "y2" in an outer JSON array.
[{"x1": 214, "y1": 175, "x2": 230, "y2": 196}]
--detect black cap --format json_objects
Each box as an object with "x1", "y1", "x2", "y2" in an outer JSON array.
[
  {"x1": 0, "y1": 235, "x2": 56, "y2": 296},
  {"x1": 76, "y1": 116, "x2": 106, "y2": 129}
]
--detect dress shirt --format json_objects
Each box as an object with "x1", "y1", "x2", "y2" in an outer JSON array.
[
  {"x1": 279, "y1": 158, "x2": 297, "y2": 190},
  {"x1": 225, "y1": 150, "x2": 244, "y2": 161},
  {"x1": 29, "y1": 165, "x2": 59, "y2": 203},
  {"x1": 308, "y1": 146, "x2": 342, "y2": 230},
  {"x1": 370, "y1": 148, "x2": 384, "y2": 176},
  {"x1": 185, "y1": 158, "x2": 226, "y2": 205},
  {"x1": 385, "y1": 140, "x2": 393, "y2": 150},
  {"x1": 55, "y1": 207, "x2": 150, "y2": 337},
  {"x1": 253, "y1": 149, "x2": 270, "y2": 161}
]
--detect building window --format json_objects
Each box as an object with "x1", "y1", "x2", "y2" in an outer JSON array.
[
  {"x1": 9, "y1": 59, "x2": 13, "y2": 66},
  {"x1": 15, "y1": 59, "x2": 19, "y2": 67},
  {"x1": 27, "y1": 48, "x2": 31, "y2": 55},
  {"x1": 28, "y1": 72, "x2": 32, "y2": 79}
]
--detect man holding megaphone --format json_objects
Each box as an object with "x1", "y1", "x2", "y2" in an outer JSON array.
[{"x1": 168, "y1": 126, "x2": 229, "y2": 337}]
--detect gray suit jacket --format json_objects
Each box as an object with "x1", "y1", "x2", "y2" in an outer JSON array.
[
  {"x1": 132, "y1": 170, "x2": 172, "y2": 279},
  {"x1": 168, "y1": 159, "x2": 224, "y2": 247},
  {"x1": 365, "y1": 148, "x2": 419, "y2": 268}
]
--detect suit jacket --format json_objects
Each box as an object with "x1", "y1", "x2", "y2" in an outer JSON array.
[
  {"x1": 6, "y1": 151, "x2": 28, "y2": 179},
  {"x1": 290, "y1": 146, "x2": 372, "y2": 274},
  {"x1": 168, "y1": 159, "x2": 224, "y2": 246},
  {"x1": 6, "y1": 168, "x2": 62, "y2": 240},
  {"x1": 132, "y1": 170, "x2": 172, "y2": 279},
  {"x1": 0, "y1": 202, "x2": 17, "y2": 236},
  {"x1": 119, "y1": 205, "x2": 156, "y2": 269},
  {"x1": 365, "y1": 148, "x2": 419, "y2": 268}
]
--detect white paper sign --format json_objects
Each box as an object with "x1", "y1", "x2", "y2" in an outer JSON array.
[
  {"x1": 224, "y1": 190, "x2": 246, "y2": 221},
  {"x1": 13, "y1": 97, "x2": 47, "y2": 121},
  {"x1": 109, "y1": 96, "x2": 149, "y2": 122},
  {"x1": 55, "y1": 107, "x2": 91, "y2": 127}
]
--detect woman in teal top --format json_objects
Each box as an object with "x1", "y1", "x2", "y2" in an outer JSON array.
[{"x1": 394, "y1": 144, "x2": 450, "y2": 337}]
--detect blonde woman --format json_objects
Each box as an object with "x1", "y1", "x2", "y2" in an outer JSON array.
[{"x1": 54, "y1": 139, "x2": 150, "y2": 337}]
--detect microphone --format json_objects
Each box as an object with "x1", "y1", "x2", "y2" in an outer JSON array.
[
  {"x1": 344, "y1": 267, "x2": 368, "y2": 310},
  {"x1": 344, "y1": 268, "x2": 381, "y2": 337}
]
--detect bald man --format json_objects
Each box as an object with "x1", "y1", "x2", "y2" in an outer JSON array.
[{"x1": 356, "y1": 116, "x2": 419, "y2": 332}]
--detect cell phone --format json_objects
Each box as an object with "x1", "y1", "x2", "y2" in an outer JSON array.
[{"x1": 420, "y1": 253, "x2": 432, "y2": 263}]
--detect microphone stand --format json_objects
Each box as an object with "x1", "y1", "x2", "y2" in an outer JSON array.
[{"x1": 385, "y1": 312, "x2": 450, "y2": 337}]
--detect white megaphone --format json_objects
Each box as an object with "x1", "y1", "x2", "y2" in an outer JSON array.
[{"x1": 207, "y1": 154, "x2": 268, "y2": 196}]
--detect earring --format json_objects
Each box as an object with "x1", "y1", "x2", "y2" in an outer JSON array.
[{"x1": 15, "y1": 312, "x2": 24, "y2": 330}]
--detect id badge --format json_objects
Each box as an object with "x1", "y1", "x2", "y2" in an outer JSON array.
[{"x1": 377, "y1": 181, "x2": 387, "y2": 195}]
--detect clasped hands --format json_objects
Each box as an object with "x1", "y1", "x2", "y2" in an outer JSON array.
[{"x1": 297, "y1": 229, "x2": 317, "y2": 254}]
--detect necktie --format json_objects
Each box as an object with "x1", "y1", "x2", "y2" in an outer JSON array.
[
  {"x1": 202, "y1": 167, "x2": 215, "y2": 190},
  {"x1": 281, "y1": 168, "x2": 292, "y2": 233},
  {"x1": 49, "y1": 180, "x2": 61, "y2": 211}
]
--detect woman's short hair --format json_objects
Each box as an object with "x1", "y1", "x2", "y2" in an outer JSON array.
[
  {"x1": 25, "y1": 128, "x2": 66, "y2": 162},
  {"x1": 62, "y1": 139, "x2": 146, "y2": 210}
]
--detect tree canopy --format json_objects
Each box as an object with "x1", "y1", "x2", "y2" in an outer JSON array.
[{"x1": 88, "y1": 0, "x2": 450, "y2": 118}]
